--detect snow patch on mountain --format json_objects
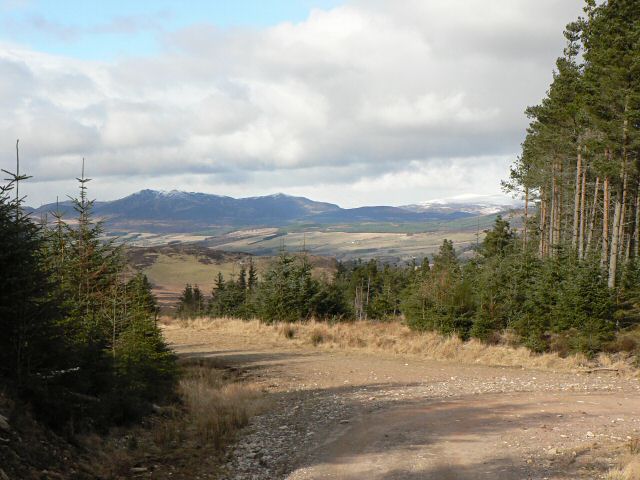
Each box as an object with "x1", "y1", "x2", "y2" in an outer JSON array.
[{"x1": 402, "y1": 193, "x2": 522, "y2": 215}]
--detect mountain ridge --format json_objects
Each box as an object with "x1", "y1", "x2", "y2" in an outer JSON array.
[{"x1": 30, "y1": 189, "x2": 517, "y2": 233}]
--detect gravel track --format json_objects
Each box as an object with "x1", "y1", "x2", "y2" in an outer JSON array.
[{"x1": 165, "y1": 326, "x2": 640, "y2": 480}]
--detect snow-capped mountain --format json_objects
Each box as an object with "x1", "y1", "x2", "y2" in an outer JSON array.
[
  {"x1": 401, "y1": 194, "x2": 522, "y2": 216},
  {"x1": 30, "y1": 190, "x2": 514, "y2": 234}
]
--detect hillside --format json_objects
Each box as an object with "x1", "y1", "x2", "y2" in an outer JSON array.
[{"x1": 30, "y1": 189, "x2": 514, "y2": 235}]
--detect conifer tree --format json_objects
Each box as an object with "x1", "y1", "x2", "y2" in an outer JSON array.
[
  {"x1": 238, "y1": 265, "x2": 247, "y2": 291},
  {"x1": 0, "y1": 154, "x2": 66, "y2": 385},
  {"x1": 247, "y1": 258, "x2": 258, "y2": 291}
]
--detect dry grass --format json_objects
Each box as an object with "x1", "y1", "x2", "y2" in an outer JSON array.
[
  {"x1": 89, "y1": 357, "x2": 266, "y2": 478},
  {"x1": 172, "y1": 317, "x2": 635, "y2": 373},
  {"x1": 176, "y1": 359, "x2": 264, "y2": 448},
  {"x1": 606, "y1": 438, "x2": 640, "y2": 480}
]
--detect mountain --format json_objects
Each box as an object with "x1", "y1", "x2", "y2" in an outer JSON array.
[
  {"x1": 308, "y1": 206, "x2": 471, "y2": 223},
  {"x1": 401, "y1": 194, "x2": 521, "y2": 216},
  {"x1": 32, "y1": 190, "x2": 342, "y2": 231},
  {"x1": 30, "y1": 189, "x2": 513, "y2": 234},
  {"x1": 96, "y1": 190, "x2": 341, "y2": 225}
]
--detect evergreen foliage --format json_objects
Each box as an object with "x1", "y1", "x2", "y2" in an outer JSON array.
[
  {"x1": 0, "y1": 178, "x2": 67, "y2": 386},
  {"x1": 176, "y1": 283, "x2": 207, "y2": 318},
  {"x1": 1, "y1": 161, "x2": 176, "y2": 431}
]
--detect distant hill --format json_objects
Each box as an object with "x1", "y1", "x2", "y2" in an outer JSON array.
[
  {"x1": 30, "y1": 189, "x2": 515, "y2": 234},
  {"x1": 31, "y1": 190, "x2": 341, "y2": 231},
  {"x1": 401, "y1": 194, "x2": 521, "y2": 216},
  {"x1": 97, "y1": 190, "x2": 341, "y2": 225},
  {"x1": 308, "y1": 206, "x2": 471, "y2": 223}
]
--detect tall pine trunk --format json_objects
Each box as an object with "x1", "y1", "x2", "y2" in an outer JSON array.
[
  {"x1": 539, "y1": 191, "x2": 547, "y2": 258},
  {"x1": 634, "y1": 184, "x2": 640, "y2": 260},
  {"x1": 549, "y1": 161, "x2": 557, "y2": 255},
  {"x1": 608, "y1": 196, "x2": 621, "y2": 288},
  {"x1": 609, "y1": 108, "x2": 630, "y2": 287},
  {"x1": 586, "y1": 176, "x2": 600, "y2": 255},
  {"x1": 602, "y1": 175, "x2": 610, "y2": 268},
  {"x1": 608, "y1": 159, "x2": 627, "y2": 289},
  {"x1": 523, "y1": 187, "x2": 529, "y2": 251},
  {"x1": 578, "y1": 166, "x2": 587, "y2": 259},
  {"x1": 572, "y1": 147, "x2": 582, "y2": 249},
  {"x1": 618, "y1": 169, "x2": 629, "y2": 265},
  {"x1": 558, "y1": 160, "x2": 564, "y2": 245}
]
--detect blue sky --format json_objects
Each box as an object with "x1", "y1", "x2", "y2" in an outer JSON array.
[{"x1": 0, "y1": 0, "x2": 343, "y2": 59}]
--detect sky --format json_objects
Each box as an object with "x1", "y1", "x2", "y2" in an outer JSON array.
[{"x1": 0, "y1": 0, "x2": 585, "y2": 208}]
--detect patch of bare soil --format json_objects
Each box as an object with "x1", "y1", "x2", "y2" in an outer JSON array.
[{"x1": 164, "y1": 322, "x2": 640, "y2": 480}]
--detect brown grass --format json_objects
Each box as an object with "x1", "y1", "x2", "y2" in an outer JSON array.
[
  {"x1": 89, "y1": 357, "x2": 266, "y2": 478},
  {"x1": 172, "y1": 317, "x2": 635, "y2": 373},
  {"x1": 606, "y1": 438, "x2": 640, "y2": 480},
  {"x1": 177, "y1": 359, "x2": 264, "y2": 448}
]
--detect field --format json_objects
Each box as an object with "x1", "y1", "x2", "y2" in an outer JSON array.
[
  {"x1": 109, "y1": 210, "x2": 512, "y2": 263},
  {"x1": 203, "y1": 228, "x2": 482, "y2": 261},
  {"x1": 107, "y1": 231, "x2": 214, "y2": 247}
]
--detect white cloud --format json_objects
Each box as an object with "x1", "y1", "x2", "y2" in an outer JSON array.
[{"x1": 0, "y1": 1, "x2": 584, "y2": 206}]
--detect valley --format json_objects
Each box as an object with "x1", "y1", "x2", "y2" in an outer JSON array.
[
  {"x1": 83, "y1": 190, "x2": 518, "y2": 310},
  {"x1": 32, "y1": 189, "x2": 515, "y2": 261}
]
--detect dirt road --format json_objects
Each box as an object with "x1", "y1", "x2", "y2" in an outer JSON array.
[{"x1": 164, "y1": 325, "x2": 640, "y2": 480}]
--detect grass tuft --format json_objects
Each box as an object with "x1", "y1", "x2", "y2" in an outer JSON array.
[
  {"x1": 310, "y1": 327, "x2": 326, "y2": 346},
  {"x1": 606, "y1": 456, "x2": 640, "y2": 480},
  {"x1": 279, "y1": 323, "x2": 297, "y2": 339}
]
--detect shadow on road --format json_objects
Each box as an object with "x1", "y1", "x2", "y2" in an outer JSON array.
[{"x1": 172, "y1": 343, "x2": 622, "y2": 480}]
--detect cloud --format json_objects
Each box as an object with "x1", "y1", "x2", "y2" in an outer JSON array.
[
  {"x1": 1, "y1": 10, "x2": 171, "y2": 44},
  {"x1": 0, "y1": 1, "x2": 584, "y2": 206},
  {"x1": 0, "y1": 0, "x2": 30, "y2": 11},
  {"x1": 91, "y1": 12, "x2": 172, "y2": 35}
]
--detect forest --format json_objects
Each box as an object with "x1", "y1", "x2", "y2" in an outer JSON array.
[
  {"x1": 1, "y1": 159, "x2": 177, "y2": 431},
  {"x1": 177, "y1": 0, "x2": 640, "y2": 357}
]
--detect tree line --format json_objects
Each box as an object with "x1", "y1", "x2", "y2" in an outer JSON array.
[
  {"x1": 506, "y1": 0, "x2": 639, "y2": 288},
  {"x1": 1, "y1": 153, "x2": 176, "y2": 431},
  {"x1": 180, "y1": 211, "x2": 639, "y2": 356},
  {"x1": 176, "y1": 253, "x2": 352, "y2": 322}
]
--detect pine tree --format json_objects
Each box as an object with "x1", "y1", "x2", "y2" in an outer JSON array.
[
  {"x1": 0, "y1": 157, "x2": 67, "y2": 386},
  {"x1": 2, "y1": 149, "x2": 176, "y2": 428},
  {"x1": 482, "y1": 215, "x2": 515, "y2": 258},
  {"x1": 177, "y1": 283, "x2": 195, "y2": 318},
  {"x1": 192, "y1": 284, "x2": 205, "y2": 316},
  {"x1": 247, "y1": 258, "x2": 258, "y2": 291},
  {"x1": 114, "y1": 272, "x2": 176, "y2": 419},
  {"x1": 238, "y1": 265, "x2": 247, "y2": 291},
  {"x1": 403, "y1": 240, "x2": 473, "y2": 335},
  {"x1": 257, "y1": 252, "x2": 319, "y2": 322},
  {"x1": 58, "y1": 163, "x2": 123, "y2": 352}
]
